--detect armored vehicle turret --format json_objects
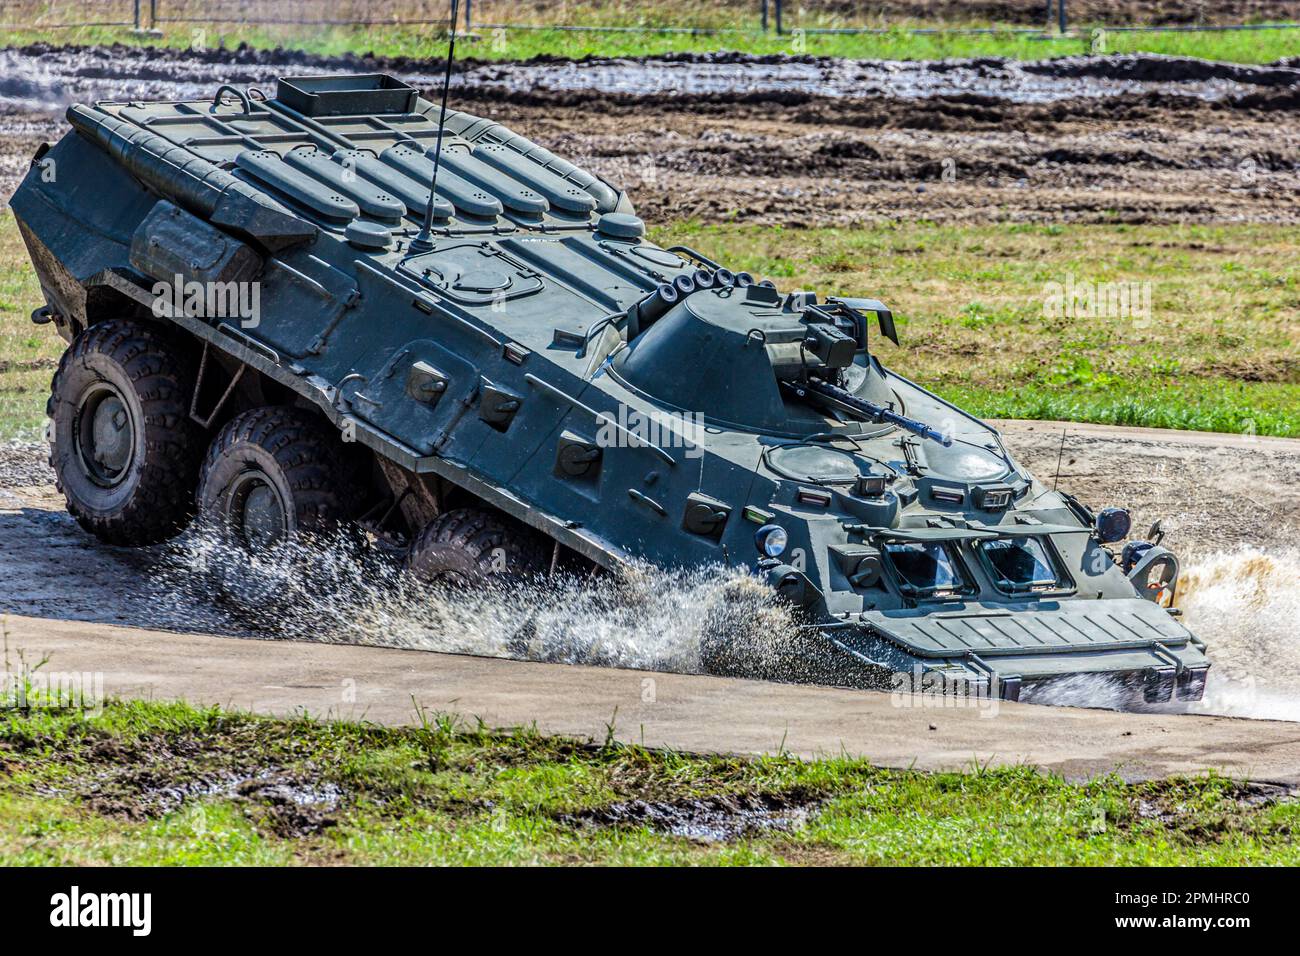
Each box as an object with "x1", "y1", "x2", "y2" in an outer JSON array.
[{"x1": 10, "y1": 73, "x2": 1209, "y2": 704}]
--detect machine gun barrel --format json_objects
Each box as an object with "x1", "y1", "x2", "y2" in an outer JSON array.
[{"x1": 794, "y1": 377, "x2": 953, "y2": 447}]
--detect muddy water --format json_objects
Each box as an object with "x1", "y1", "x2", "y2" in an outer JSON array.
[
  {"x1": 4, "y1": 425, "x2": 1299, "y2": 721},
  {"x1": 2, "y1": 45, "x2": 1298, "y2": 117},
  {"x1": 470, "y1": 53, "x2": 1300, "y2": 103}
]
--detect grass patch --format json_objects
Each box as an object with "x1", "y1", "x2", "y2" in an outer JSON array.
[
  {"x1": 0, "y1": 213, "x2": 50, "y2": 441},
  {"x1": 655, "y1": 220, "x2": 1300, "y2": 437},
  {"x1": 2, "y1": 213, "x2": 1296, "y2": 439},
  {"x1": 0, "y1": 21, "x2": 1297, "y2": 64},
  {"x1": 0, "y1": 698, "x2": 1295, "y2": 865}
]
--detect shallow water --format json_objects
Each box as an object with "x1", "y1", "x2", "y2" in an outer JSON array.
[{"x1": 152, "y1": 526, "x2": 1300, "y2": 721}]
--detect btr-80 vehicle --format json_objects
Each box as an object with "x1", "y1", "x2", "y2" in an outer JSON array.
[{"x1": 10, "y1": 74, "x2": 1209, "y2": 704}]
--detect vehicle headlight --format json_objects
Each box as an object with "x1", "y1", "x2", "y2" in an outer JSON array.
[
  {"x1": 1095, "y1": 507, "x2": 1132, "y2": 544},
  {"x1": 754, "y1": 524, "x2": 788, "y2": 558}
]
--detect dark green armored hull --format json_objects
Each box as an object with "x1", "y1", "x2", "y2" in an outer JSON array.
[{"x1": 10, "y1": 74, "x2": 1209, "y2": 704}]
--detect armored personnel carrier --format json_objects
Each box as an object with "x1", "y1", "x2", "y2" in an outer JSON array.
[{"x1": 10, "y1": 74, "x2": 1209, "y2": 704}]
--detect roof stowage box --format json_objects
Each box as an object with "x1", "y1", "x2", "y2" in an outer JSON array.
[{"x1": 276, "y1": 74, "x2": 419, "y2": 117}]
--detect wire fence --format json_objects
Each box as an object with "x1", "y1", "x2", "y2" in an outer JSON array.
[{"x1": 1, "y1": 0, "x2": 1298, "y2": 37}]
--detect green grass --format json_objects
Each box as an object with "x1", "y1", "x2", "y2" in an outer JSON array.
[
  {"x1": 0, "y1": 213, "x2": 50, "y2": 441},
  {"x1": 3, "y1": 214, "x2": 1297, "y2": 439},
  {"x1": 1, "y1": 21, "x2": 1297, "y2": 65},
  {"x1": 5, "y1": 214, "x2": 1297, "y2": 439},
  {"x1": 0, "y1": 698, "x2": 1296, "y2": 865},
  {"x1": 653, "y1": 220, "x2": 1300, "y2": 438}
]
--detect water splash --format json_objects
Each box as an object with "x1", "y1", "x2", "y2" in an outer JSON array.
[
  {"x1": 1019, "y1": 673, "x2": 1135, "y2": 711},
  {"x1": 151, "y1": 528, "x2": 1300, "y2": 720},
  {"x1": 153, "y1": 526, "x2": 796, "y2": 677},
  {"x1": 1176, "y1": 548, "x2": 1300, "y2": 722}
]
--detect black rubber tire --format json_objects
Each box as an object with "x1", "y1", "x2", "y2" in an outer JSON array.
[
  {"x1": 197, "y1": 405, "x2": 359, "y2": 545},
  {"x1": 47, "y1": 318, "x2": 203, "y2": 546},
  {"x1": 407, "y1": 507, "x2": 549, "y2": 586}
]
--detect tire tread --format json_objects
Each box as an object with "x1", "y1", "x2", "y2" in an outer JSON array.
[{"x1": 49, "y1": 319, "x2": 201, "y2": 546}]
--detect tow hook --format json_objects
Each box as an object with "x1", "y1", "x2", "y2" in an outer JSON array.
[{"x1": 31, "y1": 306, "x2": 54, "y2": 325}]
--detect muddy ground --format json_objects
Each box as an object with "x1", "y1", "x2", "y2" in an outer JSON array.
[
  {"x1": 497, "y1": 93, "x2": 1300, "y2": 227},
  {"x1": 1, "y1": 45, "x2": 1298, "y2": 225}
]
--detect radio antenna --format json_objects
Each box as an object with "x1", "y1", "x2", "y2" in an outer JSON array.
[
  {"x1": 410, "y1": 0, "x2": 460, "y2": 253},
  {"x1": 1052, "y1": 427, "x2": 1067, "y2": 491}
]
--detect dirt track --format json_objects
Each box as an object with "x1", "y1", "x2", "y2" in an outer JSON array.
[
  {"x1": 10, "y1": 612, "x2": 1300, "y2": 784},
  {"x1": 1, "y1": 45, "x2": 1298, "y2": 225}
]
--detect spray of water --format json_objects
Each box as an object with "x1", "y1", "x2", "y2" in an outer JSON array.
[
  {"x1": 1175, "y1": 548, "x2": 1300, "y2": 722},
  {"x1": 152, "y1": 529, "x2": 1300, "y2": 720},
  {"x1": 1018, "y1": 673, "x2": 1135, "y2": 711},
  {"x1": 154, "y1": 526, "x2": 798, "y2": 677}
]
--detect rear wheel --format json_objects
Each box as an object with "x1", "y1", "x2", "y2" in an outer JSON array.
[
  {"x1": 48, "y1": 318, "x2": 203, "y2": 546},
  {"x1": 407, "y1": 507, "x2": 549, "y2": 587},
  {"x1": 197, "y1": 405, "x2": 358, "y2": 549}
]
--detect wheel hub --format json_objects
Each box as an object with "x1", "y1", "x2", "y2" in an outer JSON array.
[
  {"x1": 229, "y1": 472, "x2": 288, "y2": 551},
  {"x1": 74, "y1": 383, "x2": 135, "y2": 487}
]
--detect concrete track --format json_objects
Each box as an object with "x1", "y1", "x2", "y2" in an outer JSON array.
[
  {"x1": 6, "y1": 612, "x2": 1300, "y2": 784},
  {"x1": 3, "y1": 421, "x2": 1300, "y2": 781}
]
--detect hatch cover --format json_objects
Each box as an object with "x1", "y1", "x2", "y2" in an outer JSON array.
[{"x1": 454, "y1": 268, "x2": 512, "y2": 293}]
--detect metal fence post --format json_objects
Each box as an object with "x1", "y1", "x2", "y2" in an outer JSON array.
[
  {"x1": 133, "y1": 0, "x2": 141, "y2": 31},
  {"x1": 775, "y1": 0, "x2": 783, "y2": 35},
  {"x1": 464, "y1": 0, "x2": 472, "y2": 32},
  {"x1": 150, "y1": 0, "x2": 158, "y2": 29},
  {"x1": 761, "y1": 0, "x2": 768, "y2": 33},
  {"x1": 1058, "y1": 0, "x2": 1068, "y2": 34}
]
